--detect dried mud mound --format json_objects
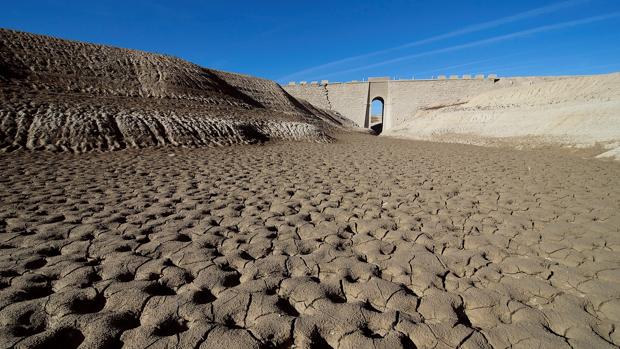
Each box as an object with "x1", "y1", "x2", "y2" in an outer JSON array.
[
  {"x1": 1, "y1": 134, "x2": 620, "y2": 348},
  {"x1": 0, "y1": 28, "x2": 347, "y2": 151},
  {"x1": 385, "y1": 73, "x2": 620, "y2": 159}
]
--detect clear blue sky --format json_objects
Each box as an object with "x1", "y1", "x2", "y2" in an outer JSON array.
[{"x1": 2, "y1": 0, "x2": 620, "y2": 83}]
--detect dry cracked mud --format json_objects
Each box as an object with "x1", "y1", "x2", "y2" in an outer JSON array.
[{"x1": 1, "y1": 133, "x2": 619, "y2": 349}]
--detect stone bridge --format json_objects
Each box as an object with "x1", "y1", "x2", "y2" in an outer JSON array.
[{"x1": 283, "y1": 75, "x2": 499, "y2": 132}]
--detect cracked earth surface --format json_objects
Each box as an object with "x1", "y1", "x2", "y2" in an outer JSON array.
[{"x1": 1, "y1": 134, "x2": 619, "y2": 349}]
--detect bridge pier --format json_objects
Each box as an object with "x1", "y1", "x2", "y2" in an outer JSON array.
[{"x1": 365, "y1": 77, "x2": 390, "y2": 133}]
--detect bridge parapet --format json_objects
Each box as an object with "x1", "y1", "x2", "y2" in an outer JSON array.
[
  {"x1": 285, "y1": 73, "x2": 499, "y2": 85},
  {"x1": 368, "y1": 76, "x2": 390, "y2": 82},
  {"x1": 284, "y1": 73, "x2": 504, "y2": 133}
]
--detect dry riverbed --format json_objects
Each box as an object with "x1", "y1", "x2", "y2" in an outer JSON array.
[{"x1": 1, "y1": 134, "x2": 619, "y2": 349}]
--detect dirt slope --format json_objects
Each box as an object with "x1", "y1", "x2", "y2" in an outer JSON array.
[
  {"x1": 385, "y1": 73, "x2": 620, "y2": 159},
  {"x1": 0, "y1": 28, "x2": 347, "y2": 151}
]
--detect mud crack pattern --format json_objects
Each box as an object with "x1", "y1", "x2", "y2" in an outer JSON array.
[{"x1": 1, "y1": 134, "x2": 619, "y2": 348}]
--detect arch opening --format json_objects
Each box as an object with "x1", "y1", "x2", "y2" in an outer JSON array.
[{"x1": 370, "y1": 97, "x2": 384, "y2": 134}]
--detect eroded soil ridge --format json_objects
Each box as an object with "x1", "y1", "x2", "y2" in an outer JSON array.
[{"x1": 0, "y1": 28, "x2": 352, "y2": 151}]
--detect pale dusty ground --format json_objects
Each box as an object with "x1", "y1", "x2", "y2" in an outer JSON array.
[
  {"x1": 385, "y1": 73, "x2": 620, "y2": 159},
  {"x1": 1, "y1": 134, "x2": 620, "y2": 349}
]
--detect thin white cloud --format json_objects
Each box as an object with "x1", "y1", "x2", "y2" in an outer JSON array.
[
  {"x1": 470, "y1": 46, "x2": 620, "y2": 76},
  {"x1": 278, "y1": 0, "x2": 589, "y2": 81},
  {"x1": 414, "y1": 58, "x2": 498, "y2": 75},
  {"x1": 321, "y1": 12, "x2": 620, "y2": 79},
  {"x1": 412, "y1": 53, "x2": 529, "y2": 76}
]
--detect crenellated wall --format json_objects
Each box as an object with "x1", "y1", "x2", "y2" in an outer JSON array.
[{"x1": 283, "y1": 76, "x2": 502, "y2": 130}]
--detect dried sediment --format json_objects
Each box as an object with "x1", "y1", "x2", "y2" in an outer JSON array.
[
  {"x1": 1, "y1": 134, "x2": 619, "y2": 348},
  {"x1": 0, "y1": 28, "x2": 349, "y2": 151}
]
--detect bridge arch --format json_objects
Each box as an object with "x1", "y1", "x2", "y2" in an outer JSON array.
[{"x1": 369, "y1": 96, "x2": 384, "y2": 134}]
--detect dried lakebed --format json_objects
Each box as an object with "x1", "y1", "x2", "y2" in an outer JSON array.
[{"x1": 1, "y1": 134, "x2": 619, "y2": 349}]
